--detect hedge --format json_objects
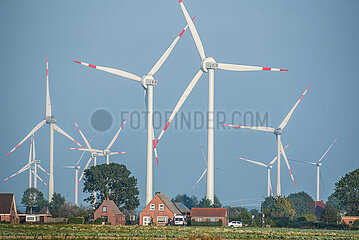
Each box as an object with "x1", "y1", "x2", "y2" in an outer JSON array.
[
  {"x1": 191, "y1": 219, "x2": 222, "y2": 226},
  {"x1": 68, "y1": 217, "x2": 84, "y2": 224}
]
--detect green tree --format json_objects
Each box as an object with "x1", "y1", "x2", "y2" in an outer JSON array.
[
  {"x1": 297, "y1": 212, "x2": 317, "y2": 222},
  {"x1": 228, "y1": 206, "x2": 251, "y2": 223},
  {"x1": 198, "y1": 197, "x2": 212, "y2": 208},
  {"x1": 262, "y1": 196, "x2": 295, "y2": 227},
  {"x1": 21, "y1": 188, "x2": 47, "y2": 214},
  {"x1": 333, "y1": 168, "x2": 359, "y2": 215},
  {"x1": 320, "y1": 203, "x2": 340, "y2": 223},
  {"x1": 327, "y1": 193, "x2": 346, "y2": 213},
  {"x1": 49, "y1": 192, "x2": 65, "y2": 216},
  {"x1": 83, "y1": 163, "x2": 140, "y2": 211},
  {"x1": 171, "y1": 194, "x2": 198, "y2": 209},
  {"x1": 288, "y1": 191, "x2": 315, "y2": 215}
]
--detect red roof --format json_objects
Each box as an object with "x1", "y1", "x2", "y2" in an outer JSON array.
[
  {"x1": 191, "y1": 208, "x2": 227, "y2": 217},
  {"x1": 315, "y1": 201, "x2": 326, "y2": 209}
]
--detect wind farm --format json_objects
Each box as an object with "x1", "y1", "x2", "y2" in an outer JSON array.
[{"x1": 0, "y1": 0, "x2": 358, "y2": 237}]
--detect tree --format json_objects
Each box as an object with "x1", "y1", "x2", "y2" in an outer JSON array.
[
  {"x1": 262, "y1": 196, "x2": 295, "y2": 227},
  {"x1": 21, "y1": 188, "x2": 47, "y2": 214},
  {"x1": 228, "y1": 206, "x2": 251, "y2": 223},
  {"x1": 198, "y1": 197, "x2": 212, "y2": 208},
  {"x1": 49, "y1": 192, "x2": 65, "y2": 216},
  {"x1": 171, "y1": 194, "x2": 198, "y2": 210},
  {"x1": 327, "y1": 193, "x2": 346, "y2": 213},
  {"x1": 333, "y1": 168, "x2": 359, "y2": 215},
  {"x1": 83, "y1": 163, "x2": 140, "y2": 211},
  {"x1": 288, "y1": 191, "x2": 315, "y2": 215},
  {"x1": 320, "y1": 203, "x2": 340, "y2": 223},
  {"x1": 59, "y1": 202, "x2": 79, "y2": 218}
]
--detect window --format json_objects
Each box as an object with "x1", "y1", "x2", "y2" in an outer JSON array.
[
  {"x1": 349, "y1": 221, "x2": 353, "y2": 224},
  {"x1": 210, "y1": 218, "x2": 215, "y2": 222},
  {"x1": 197, "y1": 218, "x2": 202, "y2": 222},
  {"x1": 157, "y1": 216, "x2": 168, "y2": 223},
  {"x1": 150, "y1": 204, "x2": 155, "y2": 211},
  {"x1": 143, "y1": 216, "x2": 151, "y2": 226},
  {"x1": 159, "y1": 204, "x2": 164, "y2": 211},
  {"x1": 102, "y1": 206, "x2": 107, "y2": 212},
  {"x1": 101, "y1": 216, "x2": 108, "y2": 222}
]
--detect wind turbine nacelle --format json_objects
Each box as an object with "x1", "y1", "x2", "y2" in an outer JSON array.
[
  {"x1": 201, "y1": 57, "x2": 216, "y2": 73},
  {"x1": 274, "y1": 128, "x2": 282, "y2": 136},
  {"x1": 45, "y1": 116, "x2": 57, "y2": 124},
  {"x1": 317, "y1": 162, "x2": 322, "y2": 166},
  {"x1": 141, "y1": 75, "x2": 158, "y2": 89},
  {"x1": 103, "y1": 149, "x2": 111, "y2": 156},
  {"x1": 75, "y1": 165, "x2": 81, "y2": 170},
  {"x1": 34, "y1": 160, "x2": 41, "y2": 164}
]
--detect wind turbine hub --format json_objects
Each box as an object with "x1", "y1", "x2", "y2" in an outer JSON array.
[
  {"x1": 317, "y1": 162, "x2": 322, "y2": 166},
  {"x1": 75, "y1": 165, "x2": 81, "y2": 170},
  {"x1": 103, "y1": 149, "x2": 110, "y2": 156},
  {"x1": 91, "y1": 152, "x2": 97, "y2": 158},
  {"x1": 45, "y1": 116, "x2": 57, "y2": 124},
  {"x1": 141, "y1": 74, "x2": 157, "y2": 89},
  {"x1": 274, "y1": 128, "x2": 282, "y2": 135},
  {"x1": 268, "y1": 165, "x2": 273, "y2": 169},
  {"x1": 34, "y1": 160, "x2": 41, "y2": 163},
  {"x1": 201, "y1": 57, "x2": 216, "y2": 73}
]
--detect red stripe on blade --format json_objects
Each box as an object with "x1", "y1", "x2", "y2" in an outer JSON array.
[
  {"x1": 280, "y1": 69, "x2": 288, "y2": 71},
  {"x1": 156, "y1": 157, "x2": 159, "y2": 166},
  {"x1": 179, "y1": 29, "x2": 185, "y2": 37},
  {"x1": 89, "y1": 64, "x2": 96, "y2": 68},
  {"x1": 74, "y1": 61, "x2": 81, "y2": 64},
  {"x1": 163, "y1": 121, "x2": 170, "y2": 131},
  {"x1": 152, "y1": 140, "x2": 157, "y2": 149},
  {"x1": 179, "y1": 0, "x2": 182, "y2": 3},
  {"x1": 262, "y1": 67, "x2": 271, "y2": 71}
]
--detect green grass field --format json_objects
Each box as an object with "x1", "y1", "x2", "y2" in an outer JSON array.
[{"x1": 1, "y1": 224, "x2": 359, "y2": 240}]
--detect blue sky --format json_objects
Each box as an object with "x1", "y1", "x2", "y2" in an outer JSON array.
[{"x1": 1, "y1": 0, "x2": 358, "y2": 209}]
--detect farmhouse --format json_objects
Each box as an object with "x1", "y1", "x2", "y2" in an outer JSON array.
[
  {"x1": 0, "y1": 193, "x2": 18, "y2": 224},
  {"x1": 341, "y1": 216, "x2": 359, "y2": 226},
  {"x1": 94, "y1": 200, "x2": 125, "y2": 225},
  {"x1": 139, "y1": 193, "x2": 185, "y2": 226},
  {"x1": 191, "y1": 208, "x2": 228, "y2": 226}
]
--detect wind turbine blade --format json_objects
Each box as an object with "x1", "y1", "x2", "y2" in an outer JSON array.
[
  {"x1": 74, "y1": 61, "x2": 141, "y2": 82},
  {"x1": 318, "y1": 138, "x2": 338, "y2": 163},
  {"x1": 289, "y1": 159, "x2": 316, "y2": 165},
  {"x1": 73, "y1": 121, "x2": 91, "y2": 149},
  {"x1": 280, "y1": 140, "x2": 296, "y2": 186},
  {"x1": 106, "y1": 118, "x2": 128, "y2": 150},
  {"x1": 77, "y1": 157, "x2": 93, "y2": 186},
  {"x1": 32, "y1": 134, "x2": 36, "y2": 162},
  {"x1": 200, "y1": 142, "x2": 207, "y2": 165},
  {"x1": 53, "y1": 124, "x2": 84, "y2": 149},
  {"x1": 156, "y1": 69, "x2": 203, "y2": 143},
  {"x1": 278, "y1": 85, "x2": 310, "y2": 130},
  {"x1": 269, "y1": 144, "x2": 289, "y2": 165},
  {"x1": 67, "y1": 147, "x2": 102, "y2": 153},
  {"x1": 37, "y1": 164, "x2": 49, "y2": 176},
  {"x1": 75, "y1": 138, "x2": 92, "y2": 166},
  {"x1": 3, "y1": 165, "x2": 30, "y2": 182},
  {"x1": 32, "y1": 170, "x2": 47, "y2": 186},
  {"x1": 148, "y1": 19, "x2": 194, "y2": 75},
  {"x1": 61, "y1": 166, "x2": 76, "y2": 169},
  {"x1": 179, "y1": 0, "x2": 206, "y2": 60},
  {"x1": 238, "y1": 157, "x2": 267, "y2": 168},
  {"x1": 192, "y1": 168, "x2": 207, "y2": 189},
  {"x1": 109, "y1": 152, "x2": 128, "y2": 155},
  {"x1": 46, "y1": 56, "x2": 52, "y2": 117},
  {"x1": 269, "y1": 176, "x2": 273, "y2": 196},
  {"x1": 216, "y1": 63, "x2": 288, "y2": 72},
  {"x1": 28, "y1": 135, "x2": 33, "y2": 165},
  {"x1": 6, "y1": 120, "x2": 46, "y2": 157},
  {"x1": 223, "y1": 124, "x2": 275, "y2": 133}
]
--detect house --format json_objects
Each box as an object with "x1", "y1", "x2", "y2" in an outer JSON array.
[
  {"x1": 341, "y1": 216, "x2": 359, "y2": 226},
  {"x1": 18, "y1": 206, "x2": 52, "y2": 223},
  {"x1": 191, "y1": 208, "x2": 228, "y2": 226},
  {"x1": 139, "y1": 193, "x2": 184, "y2": 226},
  {"x1": 94, "y1": 200, "x2": 125, "y2": 225},
  {"x1": 315, "y1": 201, "x2": 326, "y2": 217},
  {"x1": 0, "y1": 193, "x2": 18, "y2": 224},
  {"x1": 173, "y1": 202, "x2": 191, "y2": 216}
]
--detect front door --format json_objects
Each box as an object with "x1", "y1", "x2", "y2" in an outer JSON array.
[{"x1": 143, "y1": 216, "x2": 151, "y2": 226}]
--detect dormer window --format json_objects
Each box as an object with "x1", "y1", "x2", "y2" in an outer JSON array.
[
  {"x1": 159, "y1": 204, "x2": 164, "y2": 211},
  {"x1": 150, "y1": 204, "x2": 155, "y2": 211},
  {"x1": 102, "y1": 206, "x2": 107, "y2": 212}
]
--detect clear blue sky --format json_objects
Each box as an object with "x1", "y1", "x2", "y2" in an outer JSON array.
[{"x1": 1, "y1": 0, "x2": 358, "y2": 209}]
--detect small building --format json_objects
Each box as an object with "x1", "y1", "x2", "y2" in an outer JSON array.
[
  {"x1": 0, "y1": 193, "x2": 18, "y2": 224},
  {"x1": 191, "y1": 208, "x2": 228, "y2": 226},
  {"x1": 341, "y1": 216, "x2": 359, "y2": 226},
  {"x1": 94, "y1": 200, "x2": 125, "y2": 225},
  {"x1": 315, "y1": 201, "x2": 326, "y2": 217},
  {"x1": 139, "y1": 193, "x2": 183, "y2": 226}
]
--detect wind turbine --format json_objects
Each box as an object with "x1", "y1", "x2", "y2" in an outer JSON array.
[
  {"x1": 238, "y1": 144, "x2": 290, "y2": 197},
  {"x1": 224, "y1": 86, "x2": 310, "y2": 196},
  {"x1": 155, "y1": 0, "x2": 287, "y2": 203},
  {"x1": 297, "y1": 138, "x2": 338, "y2": 201},
  {"x1": 5, "y1": 57, "x2": 84, "y2": 201},
  {"x1": 62, "y1": 150, "x2": 87, "y2": 206},
  {"x1": 3, "y1": 135, "x2": 48, "y2": 188},
  {"x1": 74, "y1": 22, "x2": 192, "y2": 205}
]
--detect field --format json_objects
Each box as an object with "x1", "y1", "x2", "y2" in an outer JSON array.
[{"x1": 1, "y1": 224, "x2": 359, "y2": 240}]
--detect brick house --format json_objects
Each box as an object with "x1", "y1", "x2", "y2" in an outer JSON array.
[
  {"x1": 94, "y1": 200, "x2": 125, "y2": 225},
  {"x1": 139, "y1": 193, "x2": 183, "y2": 226},
  {"x1": 0, "y1": 193, "x2": 18, "y2": 223},
  {"x1": 191, "y1": 208, "x2": 228, "y2": 226},
  {"x1": 341, "y1": 216, "x2": 359, "y2": 226}
]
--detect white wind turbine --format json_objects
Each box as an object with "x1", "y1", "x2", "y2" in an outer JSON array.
[
  {"x1": 224, "y1": 86, "x2": 310, "y2": 196},
  {"x1": 155, "y1": 0, "x2": 288, "y2": 203},
  {"x1": 74, "y1": 22, "x2": 192, "y2": 205},
  {"x1": 3, "y1": 135, "x2": 49, "y2": 188},
  {"x1": 5, "y1": 57, "x2": 84, "y2": 201},
  {"x1": 62, "y1": 150, "x2": 87, "y2": 206},
  {"x1": 297, "y1": 138, "x2": 338, "y2": 201},
  {"x1": 238, "y1": 144, "x2": 290, "y2": 197}
]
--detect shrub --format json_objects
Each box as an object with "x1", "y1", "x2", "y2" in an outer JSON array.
[
  {"x1": 353, "y1": 219, "x2": 359, "y2": 227},
  {"x1": 191, "y1": 219, "x2": 222, "y2": 227},
  {"x1": 68, "y1": 217, "x2": 84, "y2": 224}
]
